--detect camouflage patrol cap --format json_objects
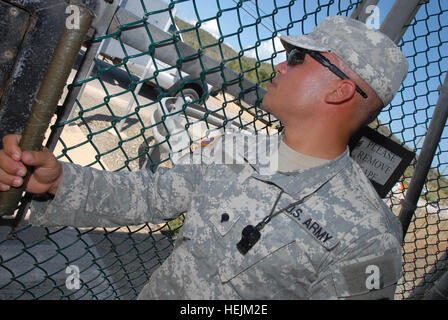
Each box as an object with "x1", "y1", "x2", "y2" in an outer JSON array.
[{"x1": 279, "y1": 15, "x2": 408, "y2": 106}]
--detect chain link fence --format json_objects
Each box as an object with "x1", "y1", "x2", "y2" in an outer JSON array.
[{"x1": 0, "y1": 0, "x2": 447, "y2": 299}]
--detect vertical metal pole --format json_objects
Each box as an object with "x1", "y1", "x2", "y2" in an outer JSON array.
[
  {"x1": 350, "y1": 0, "x2": 380, "y2": 23},
  {"x1": 379, "y1": 0, "x2": 425, "y2": 44},
  {"x1": 46, "y1": 1, "x2": 119, "y2": 151},
  {"x1": 46, "y1": 1, "x2": 119, "y2": 150},
  {"x1": 407, "y1": 251, "x2": 448, "y2": 299},
  {"x1": 46, "y1": 40, "x2": 102, "y2": 151},
  {"x1": 423, "y1": 270, "x2": 448, "y2": 300},
  {"x1": 399, "y1": 74, "x2": 448, "y2": 237}
]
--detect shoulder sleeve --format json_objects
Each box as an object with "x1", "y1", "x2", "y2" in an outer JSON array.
[
  {"x1": 30, "y1": 157, "x2": 203, "y2": 228},
  {"x1": 308, "y1": 232, "x2": 402, "y2": 300}
]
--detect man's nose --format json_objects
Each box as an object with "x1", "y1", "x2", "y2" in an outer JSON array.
[{"x1": 275, "y1": 60, "x2": 288, "y2": 74}]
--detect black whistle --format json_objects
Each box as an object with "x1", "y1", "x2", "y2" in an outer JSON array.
[{"x1": 236, "y1": 225, "x2": 261, "y2": 255}]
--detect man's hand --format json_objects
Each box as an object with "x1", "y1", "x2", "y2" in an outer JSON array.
[{"x1": 0, "y1": 134, "x2": 63, "y2": 195}]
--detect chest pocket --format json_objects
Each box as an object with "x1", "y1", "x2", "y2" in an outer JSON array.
[
  {"x1": 209, "y1": 210, "x2": 240, "y2": 237},
  {"x1": 209, "y1": 213, "x2": 307, "y2": 299}
]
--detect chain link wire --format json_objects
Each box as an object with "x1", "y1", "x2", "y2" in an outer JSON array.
[{"x1": 0, "y1": 0, "x2": 447, "y2": 299}]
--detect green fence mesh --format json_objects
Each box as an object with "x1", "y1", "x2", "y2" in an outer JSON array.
[{"x1": 1, "y1": 0, "x2": 447, "y2": 300}]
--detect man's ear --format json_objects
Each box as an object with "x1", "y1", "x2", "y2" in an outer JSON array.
[{"x1": 325, "y1": 80, "x2": 356, "y2": 104}]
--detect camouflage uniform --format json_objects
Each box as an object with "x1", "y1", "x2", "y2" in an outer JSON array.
[{"x1": 30, "y1": 133, "x2": 403, "y2": 299}]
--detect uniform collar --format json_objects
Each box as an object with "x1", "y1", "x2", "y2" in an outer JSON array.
[{"x1": 241, "y1": 134, "x2": 351, "y2": 199}]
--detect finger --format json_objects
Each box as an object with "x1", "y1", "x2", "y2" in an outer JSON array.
[
  {"x1": 0, "y1": 183, "x2": 11, "y2": 191},
  {"x1": 22, "y1": 147, "x2": 56, "y2": 168},
  {"x1": 2, "y1": 134, "x2": 22, "y2": 161},
  {"x1": 0, "y1": 168, "x2": 23, "y2": 189},
  {"x1": 0, "y1": 150, "x2": 26, "y2": 176}
]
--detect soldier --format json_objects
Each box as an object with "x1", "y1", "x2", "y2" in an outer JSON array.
[{"x1": 0, "y1": 16, "x2": 408, "y2": 299}]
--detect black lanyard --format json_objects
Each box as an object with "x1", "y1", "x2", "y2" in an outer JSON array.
[{"x1": 236, "y1": 190, "x2": 309, "y2": 255}]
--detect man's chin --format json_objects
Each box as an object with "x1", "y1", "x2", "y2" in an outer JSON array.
[
  {"x1": 260, "y1": 104, "x2": 272, "y2": 115},
  {"x1": 260, "y1": 97, "x2": 273, "y2": 113}
]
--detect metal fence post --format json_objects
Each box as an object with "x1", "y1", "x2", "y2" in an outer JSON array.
[
  {"x1": 45, "y1": 0, "x2": 119, "y2": 152},
  {"x1": 399, "y1": 73, "x2": 448, "y2": 237},
  {"x1": 423, "y1": 269, "x2": 448, "y2": 299},
  {"x1": 379, "y1": 0, "x2": 426, "y2": 44},
  {"x1": 350, "y1": 0, "x2": 380, "y2": 23},
  {"x1": 407, "y1": 251, "x2": 448, "y2": 299}
]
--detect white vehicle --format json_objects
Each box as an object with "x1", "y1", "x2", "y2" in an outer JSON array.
[{"x1": 99, "y1": 0, "x2": 211, "y2": 103}]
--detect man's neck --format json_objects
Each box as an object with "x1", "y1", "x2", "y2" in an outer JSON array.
[
  {"x1": 277, "y1": 139, "x2": 330, "y2": 171},
  {"x1": 282, "y1": 126, "x2": 348, "y2": 160}
]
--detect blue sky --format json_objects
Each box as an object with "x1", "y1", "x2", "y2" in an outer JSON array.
[
  {"x1": 166, "y1": 0, "x2": 448, "y2": 172},
  {"x1": 172, "y1": 0, "x2": 395, "y2": 64}
]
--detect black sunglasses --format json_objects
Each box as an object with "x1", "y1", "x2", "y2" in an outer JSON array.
[{"x1": 287, "y1": 48, "x2": 368, "y2": 99}]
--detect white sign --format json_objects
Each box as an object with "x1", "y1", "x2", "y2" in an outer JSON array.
[{"x1": 352, "y1": 136, "x2": 402, "y2": 185}]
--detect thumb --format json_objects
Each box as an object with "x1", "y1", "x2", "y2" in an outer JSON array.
[{"x1": 21, "y1": 147, "x2": 55, "y2": 168}]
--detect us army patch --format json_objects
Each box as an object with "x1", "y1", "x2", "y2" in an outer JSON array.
[{"x1": 284, "y1": 205, "x2": 339, "y2": 250}]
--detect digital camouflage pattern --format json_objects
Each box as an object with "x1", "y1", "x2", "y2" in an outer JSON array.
[
  {"x1": 30, "y1": 133, "x2": 403, "y2": 299},
  {"x1": 279, "y1": 16, "x2": 409, "y2": 107}
]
